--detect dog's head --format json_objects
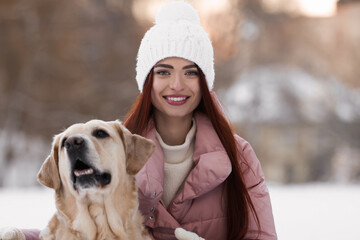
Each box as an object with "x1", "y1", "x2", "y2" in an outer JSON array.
[{"x1": 37, "y1": 120, "x2": 155, "y2": 195}]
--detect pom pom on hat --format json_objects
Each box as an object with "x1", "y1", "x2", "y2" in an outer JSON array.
[
  {"x1": 136, "y1": 1, "x2": 215, "y2": 92},
  {"x1": 155, "y1": 1, "x2": 200, "y2": 25}
]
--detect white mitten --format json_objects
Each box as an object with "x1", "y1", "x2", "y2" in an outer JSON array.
[
  {"x1": 174, "y1": 228, "x2": 205, "y2": 240},
  {"x1": 0, "y1": 227, "x2": 25, "y2": 240}
]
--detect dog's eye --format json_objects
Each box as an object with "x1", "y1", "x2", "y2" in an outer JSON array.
[
  {"x1": 61, "y1": 137, "x2": 67, "y2": 148},
  {"x1": 93, "y1": 129, "x2": 109, "y2": 139}
]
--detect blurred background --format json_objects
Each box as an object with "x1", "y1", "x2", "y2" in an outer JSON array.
[{"x1": 0, "y1": 0, "x2": 360, "y2": 238}]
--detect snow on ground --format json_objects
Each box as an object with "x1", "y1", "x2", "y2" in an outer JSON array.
[
  {"x1": 0, "y1": 183, "x2": 360, "y2": 239},
  {"x1": 0, "y1": 187, "x2": 56, "y2": 230},
  {"x1": 270, "y1": 183, "x2": 360, "y2": 240}
]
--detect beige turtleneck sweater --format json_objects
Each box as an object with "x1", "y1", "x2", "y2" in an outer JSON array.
[{"x1": 155, "y1": 120, "x2": 197, "y2": 208}]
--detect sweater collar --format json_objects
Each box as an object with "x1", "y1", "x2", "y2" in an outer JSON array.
[{"x1": 156, "y1": 118, "x2": 196, "y2": 164}]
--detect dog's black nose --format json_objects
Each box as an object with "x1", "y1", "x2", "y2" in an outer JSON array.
[{"x1": 65, "y1": 136, "x2": 85, "y2": 150}]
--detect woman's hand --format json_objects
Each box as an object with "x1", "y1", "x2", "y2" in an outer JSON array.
[
  {"x1": 175, "y1": 228, "x2": 205, "y2": 240},
  {"x1": 0, "y1": 227, "x2": 25, "y2": 240}
]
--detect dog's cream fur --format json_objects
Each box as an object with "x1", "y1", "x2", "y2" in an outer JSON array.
[{"x1": 37, "y1": 120, "x2": 154, "y2": 240}]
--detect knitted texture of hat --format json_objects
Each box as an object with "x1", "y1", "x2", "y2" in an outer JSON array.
[{"x1": 136, "y1": 1, "x2": 215, "y2": 92}]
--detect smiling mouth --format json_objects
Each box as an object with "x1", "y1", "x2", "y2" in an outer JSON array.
[
  {"x1": 163, "y1": 96, "x2": 190, "y2": 105},
  {"x1": 164, "y1": 96, "x2": 189, "y2": 101}
]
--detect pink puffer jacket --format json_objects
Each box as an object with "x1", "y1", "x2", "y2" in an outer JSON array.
[{"x1": 136, "y1": 112, "x2": 277, "y2": 240}]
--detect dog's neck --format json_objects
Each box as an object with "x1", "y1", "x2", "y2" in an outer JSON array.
[
  {"x1": 70, "y1": 181, "x2": 141, "y2": 240},
  {"x1": 70, "y1": 198, "x2": 114, "y2": 239},
  {"x1": 89, "y1": 202, "x2": 121, "y2": 240}
]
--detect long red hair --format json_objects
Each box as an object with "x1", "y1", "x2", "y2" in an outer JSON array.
[{"x1": 123, "y1": 68, "x2": 260, "y2": 239}]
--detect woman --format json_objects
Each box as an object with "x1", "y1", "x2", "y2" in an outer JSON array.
[
  {"x1": 123, "y1": 1, "x2": 277, "y2": 240},
  {"x1": 2, "y1": 1, "x2": 277, "y2": 240}
]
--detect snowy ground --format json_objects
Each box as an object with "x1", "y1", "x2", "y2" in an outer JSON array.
[
  {"x1": 1, "y1": 183, "x2": 359, "y2": 239},
  {"x1": 269, "y1": 183, "x2": 360, "y2": 240}
]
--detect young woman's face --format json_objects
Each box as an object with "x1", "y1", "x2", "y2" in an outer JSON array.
[{"x1": 151, "y1": 57, "x2": 202, "y2": 120}]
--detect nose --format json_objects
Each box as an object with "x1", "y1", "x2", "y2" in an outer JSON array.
[
  {"x1": 65, "y1": 136, "x2": 85, "y2": 150},
  {"x1": 169, "y1": 74, "x2": 184, "y2": 91}
]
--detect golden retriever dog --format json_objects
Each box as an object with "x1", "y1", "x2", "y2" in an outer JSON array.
[{"x1": 37, "y1": 120, "x2": 154, "y2": 240}]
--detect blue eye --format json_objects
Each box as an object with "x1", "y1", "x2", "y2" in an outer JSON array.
[
  {"x1": 156, "y1": 70, "x2": 170, "y2": 75},
  {"x1": 185, "y1": 71, "x2": 199, "y2": 76}
]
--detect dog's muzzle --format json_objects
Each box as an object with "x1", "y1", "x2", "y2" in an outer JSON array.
[{"x1": 65, "y1": 136, "x2": 111, "y2": 190}]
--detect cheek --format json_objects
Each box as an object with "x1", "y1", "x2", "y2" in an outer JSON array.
[
  {"x1": 151, "y1": 83, "x2": 163, "y2": 108},
  {"x1": 194, "y1": 92, "x2": 202, "y2": 106},
  {"x1": 151, "y1": 88, "x2": 156, "y2": 102},
  {"x1": 190, "y1": 80, "x2": 201, "y2": 100},
  {"x1": 151, "y1": 78, "x2": 163, "y2": 95},
  {"x1": 100, "y1": 142, "x2": 126, "y2": 174},
  {"x1": 110, "y1": 149, "x2": 127, "y2": 186}
]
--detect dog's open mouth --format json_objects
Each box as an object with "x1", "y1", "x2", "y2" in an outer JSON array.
[
  {"x1": 73, "y1": 160, "x2": 94, "y2": 177},
  {"x1": 72, "y1": 159, "x2": 111, "y2": 190}
]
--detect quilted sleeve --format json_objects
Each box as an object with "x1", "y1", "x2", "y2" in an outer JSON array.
[
  {"x1": 235, "y1": 135, "x2": 278, "y2": 240},
  {"x1": 21, "y1": 229, "x2": 40, "y2": 240}
]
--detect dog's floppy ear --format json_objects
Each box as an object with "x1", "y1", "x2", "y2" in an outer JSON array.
[
  {"x1": 114, "y1": 120, "x2": 155, "y2": 175},
  {"x1": 37, "y1": 134, "x2": 61, "y2": 190}
]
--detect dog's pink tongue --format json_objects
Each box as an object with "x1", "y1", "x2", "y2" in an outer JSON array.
[{"x1": 74, "y1": 168, "x2": 94, "y2": 177}]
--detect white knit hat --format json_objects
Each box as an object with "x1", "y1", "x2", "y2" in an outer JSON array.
[{"x1": 136, "y1": 0, "x2": 215, "y2": 92}]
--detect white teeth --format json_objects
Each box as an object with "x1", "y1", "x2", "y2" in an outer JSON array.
[
  {"x1": 74, "y1": 168, "x2": 93, "y2": 177},
  {"x1": 166, "y1": 97, "x2": 187, "y2": 101}
]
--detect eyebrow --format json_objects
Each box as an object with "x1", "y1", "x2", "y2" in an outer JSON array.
[
  {"x1": 183, "y1": 64, "x2": 197, "y2": 70},
  {"x1": 154, "y1": 64, "x2": 197, "y2": 70}
]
